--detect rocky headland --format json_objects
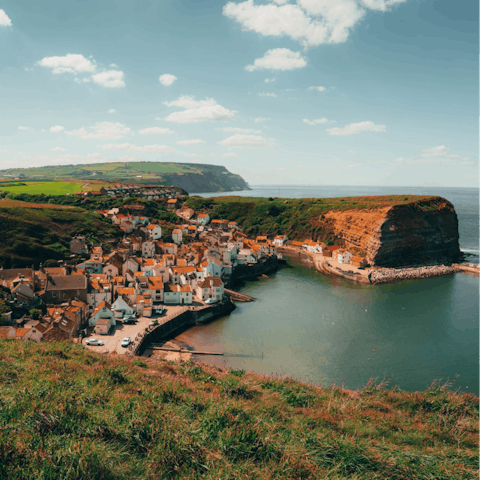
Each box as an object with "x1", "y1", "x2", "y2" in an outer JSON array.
[{"x1": 315, "y1": 197, "x2": 461, "y2": 267}]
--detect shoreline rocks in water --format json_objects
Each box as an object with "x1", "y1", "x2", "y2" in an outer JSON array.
[{"x1": 280, "y1": 248, "x2": 479, "y2": 284}]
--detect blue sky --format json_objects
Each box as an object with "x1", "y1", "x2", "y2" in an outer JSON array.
[{"x1": 0, "y1": 0, "x2": 477, "y2": 187}]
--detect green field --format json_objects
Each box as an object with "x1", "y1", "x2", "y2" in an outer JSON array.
[{"x1": 0, "y1": 181, "x2": 85, "y2": 195}]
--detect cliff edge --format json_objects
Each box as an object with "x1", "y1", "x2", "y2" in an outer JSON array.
[{"x1": 318, "y1": 198, "x2": 461, "y2": 266}]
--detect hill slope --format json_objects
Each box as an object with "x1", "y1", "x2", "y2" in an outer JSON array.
[
  {"x1": 0, "y1": 340, "x2": 477, "y2": 479},
  {"x1": 0, "y1": 162, "x2": 250, "y2": 194},
  {"x1": 0, "y1": 200, "x2": 121, "y2": 267}
]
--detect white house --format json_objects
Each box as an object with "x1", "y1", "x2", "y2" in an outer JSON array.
[
  {"x1": 111, "y1": 296, "x2": 135, "y2": 319},
  {"x1": 163, "y1": 284, "x2": 192, "y2": 305},
  {"x1": 196, "y1": 276, "x2": 224, "y2": 302},
  {"x1": 89, "y1": 301, "x2": 115, "y2": 330},
  {"x1": 172, "y1": 229, "x2": 183, "y2": 244},
  {"x1": 145, "y1": 224, "x2": 162, "y2": 240},
  {"x1": 338, "y1": 250, "x2": 353, "y2": 265},
  {"x1": 196, "y1": 213, "x2": 210, "y2": 225},
  {"x1": 273, "y1": 235, "x2": 288, "y2": 247}
]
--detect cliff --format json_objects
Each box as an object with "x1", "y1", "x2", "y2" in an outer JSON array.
[
  {"x1": 0, "y1": 162, "x2": 250, "y2": 194},
  {"x1": 187, "y1": 195, "x2": 462, "y2": 267},
  {"x1": 316, "y1": 198, "x2": 461, "y2": 266}
]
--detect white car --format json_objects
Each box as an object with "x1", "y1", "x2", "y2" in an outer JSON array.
[
  {"x1": 85, "y1": 338, "x2": 104, "y2": 346},
  {"x1": 205, "y1": 298, "x2": 218, "y2": 305},
  {"x1": 121, "y1": 337, "x2": 132, "y2": 347}
]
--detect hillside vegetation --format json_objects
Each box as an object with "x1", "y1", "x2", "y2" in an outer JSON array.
[
  {"x1": 185, "y1": 194, "x2": 441, "y2": 241},
  {"x1": 0, "y1": 340, "x2": 477, "y2": 479},
  {"x1": 0, "y1": 200, "x2": 120, "y2": 267},
  {"x1": 0, "y1": 161, "x2": 250, "y2": 193}
]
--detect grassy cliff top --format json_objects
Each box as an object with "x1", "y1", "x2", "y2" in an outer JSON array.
[
  {"x1": 0, "y1": 340, "x2": 476, "y2": 479},
  {"x1": 185, "y1": 194, "x2": 449, "y2": 240}
]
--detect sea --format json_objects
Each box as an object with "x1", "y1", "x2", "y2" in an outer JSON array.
[{"x1": 173, "y1": 186, "x2": 479, "y2": 394}]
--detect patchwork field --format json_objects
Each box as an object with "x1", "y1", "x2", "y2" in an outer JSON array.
[{"x1": 0, "y1": 181, "x2": 103, "y2": 195}]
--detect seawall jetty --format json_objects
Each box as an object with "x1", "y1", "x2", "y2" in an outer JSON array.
[{"x1": 278, "y1": 247, "x2": 479, "y2": 284}]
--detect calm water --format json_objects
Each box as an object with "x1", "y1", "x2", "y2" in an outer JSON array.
[{"x1": 181, "y1": 185, "x2": 479, "y2": 393}]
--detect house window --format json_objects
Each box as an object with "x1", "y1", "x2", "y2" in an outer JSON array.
[{"x1": 52, "y1": 292, "x2": 56, "y2": 298}]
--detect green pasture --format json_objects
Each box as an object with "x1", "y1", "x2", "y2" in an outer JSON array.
[{"x1": 0, "y1": 181, "x2": 84, "y2": 195}]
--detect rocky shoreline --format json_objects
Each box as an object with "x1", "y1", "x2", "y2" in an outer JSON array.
[{"x1": 278, "y1": 247, "x2": 479, "y2": 284}]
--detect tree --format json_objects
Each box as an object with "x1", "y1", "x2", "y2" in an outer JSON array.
[{"x1": 29, "y1": 309, "x2": 42, "y2": 320}]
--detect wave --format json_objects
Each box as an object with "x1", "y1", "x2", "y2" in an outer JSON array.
[{"x1": 461, "y1": 249, "x2": 479, "y2": 255}]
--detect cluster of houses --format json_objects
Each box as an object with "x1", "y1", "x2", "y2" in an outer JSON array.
[
  {"x1": 285, "y1": 239, "x2": 367, "y2": 267},
  {"x1": 0, "y1": 194, "x2": 369, "y2": 344},
  {"x1": 74, "y1": 184, "x2": 182, "y2": 200},
  {"x1": 0, "y1": 202, "x2": 280, "y2": 343}
]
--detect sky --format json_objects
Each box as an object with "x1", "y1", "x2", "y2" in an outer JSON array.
[{"x1": 0, "y1": 0, "x2": 478, "y2": 187}]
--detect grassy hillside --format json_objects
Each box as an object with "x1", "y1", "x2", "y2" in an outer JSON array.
[
  {"x1": 0, "y1": 181, "x2": 96, "y2": 195},
  {"x1": 0, "y1": 200, "x2": 121, "y2": 267},
  {"x1": 185, "y1": 194, "x2": 441, "y2": 241},
  {"x1": 0, "y1": 340, "x2": 477, "y2": 479},
  {"x1": 0, "y1": 161, "x2": 250, "y2": 193}
]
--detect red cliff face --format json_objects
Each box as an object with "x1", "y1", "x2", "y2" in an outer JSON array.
[{"x1": 318, "y1": 198, "x2": 460, "y2": 266}]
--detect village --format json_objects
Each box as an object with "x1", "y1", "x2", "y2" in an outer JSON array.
[{"x1": 0, "y1": 195, "x2": 369, "y2": 352}]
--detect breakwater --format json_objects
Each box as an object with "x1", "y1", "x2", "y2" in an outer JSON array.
[
  {"x1": 131, "y1": 300, "x2": 235, "y2": 356},
  {"x1": 277, "y1": 247, "x2": 479, "y2": 284}
]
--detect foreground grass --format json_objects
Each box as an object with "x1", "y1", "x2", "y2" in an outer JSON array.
[{"x1": 0, "y1": 340, "x2": 477, "y2": 479}]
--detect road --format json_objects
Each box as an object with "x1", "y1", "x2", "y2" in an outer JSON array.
[{"x1": 82, "y1": 304, "x2": 205, "y2": 355}]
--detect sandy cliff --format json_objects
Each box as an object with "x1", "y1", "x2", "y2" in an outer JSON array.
[{"x1": 317, "y1": 198, "x2": 461, "y2": 266}]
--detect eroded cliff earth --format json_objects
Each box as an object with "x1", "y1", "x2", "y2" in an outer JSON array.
[{"x1": 317, "y1": 197, "x2": 461, "y2": 266}]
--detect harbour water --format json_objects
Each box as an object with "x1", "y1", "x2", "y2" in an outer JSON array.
[{"x1": 176, "y1": 186, "x2": 479, "y2": 394}]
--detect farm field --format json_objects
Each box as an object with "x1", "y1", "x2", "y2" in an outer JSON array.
[{"x1": 0, "y1": 181, "x2": 100, "y2": 195}]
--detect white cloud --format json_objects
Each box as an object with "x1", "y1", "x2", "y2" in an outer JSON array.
[
  {"x1": 50, "y1": 147, "x2": 67, "y2": 152},
  {"x1": 159, "y1": 74, "x2": 177, "y2": 86},
  {"x1": 420, "y1": 145, "x2": 448, "y2": 157},
  {"x1": 309, "y1": 86, "x2": 326, "y2": 92},
  {"x1": 246, "y1": 48, "x2": 307, "y2": 71},
  {"x1": 272, "y1": 0, "x2": 289, "y2": 4},
  {"x1": 223, "y1": 0, "x2": 406, "y2": 48},
  {"x1": 183, "y1": 153, "x2": 203, "y2": 158},
  {"x1": 50, "y1": 125, "x2": 65, "y2": 133},
  {"x1": 0, "y1": 9, "x2": 12, "y2": 27},
  {"x1": 91, "y1": 70, "x2": 125, "y2": 88},
  {"x1": 108, "y1": 109, "x2": 116, "y2": 114},
  {"x1": 18, "y1": 126, "x2": 30, "y2": 131},
  {"x1": 221, "y1": 152, "x2": 239, "y2": 157},
  {"x1": 38, "y1": 54, "x2": 125, "y2": 88},
  {"x1": 138, "y1": 127, "x2": 173, "y2": 135},
  {"x1": 218, "y1": 134, "x2": 268, "y2": 148},
  {"x1": 258, "y1": 92, "x2": 277, "y2": 97},
  {"x1": 98, "y1": 143, "x2": 174, "y2": 154},
  {"x1": 254, "y1": 117, "x2": 269, "y2": 123},
  {"x1": 303, "y1": 118, "x2": 328, "y2": 125},
  {"x1": 66, "y1": 122, "x2": 132, "y2": 140},
  {"x1": 221, "y1": 127, "x2": 261, "y2": 133},
  {"x1": 38, "y1": 54, "x2": 96, "y2": 74},
  {"x1": 327, "y1": 121, "x2": 386, "y2": 136},
  {"x1": 176, "y1": 139, "x2": 205, "y2": 145},
  {"x1": 164, "y1": 95, "x2": 235, "y2": 123},
  {"x1": 265, "y1": 78, "x2": 276, "y2": 83}
]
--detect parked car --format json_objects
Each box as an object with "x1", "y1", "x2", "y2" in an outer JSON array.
[
  {"x1": 85, "y1": 338, "x2": 104, "y2": 346},
  {"x1": 205, "y1": 298, "x2": 218, "y2": 305},
  {"x1": 149, "y1": 319, "x2": 158, "y2": 327},
  {"x1": 121, "y1": 337, "x2": 131, "y2": 347},
  {"x1": 123, "y1": 315, "x2": 137, "y2": 324},
  {"x1": 155, "y1": 307, "x2": 164, "y2": 315}
]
